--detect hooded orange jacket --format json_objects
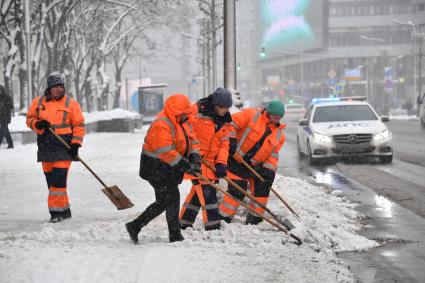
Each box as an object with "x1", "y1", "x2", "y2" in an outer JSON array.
[{"x1": 142, "y1": 94, "x2": 200, "y2": 166}]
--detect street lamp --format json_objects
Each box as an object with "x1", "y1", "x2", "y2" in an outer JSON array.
[
  {"x1": 393, "y1": 19, "x2": 424, "y2": 117},
  {"x1": 359, "y1": 35, "x2": 385, "y2": 102}
]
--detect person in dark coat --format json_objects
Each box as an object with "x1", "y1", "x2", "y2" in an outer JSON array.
[
  {"x1": 0, "y1": 85, "x2": 14, "y2": 149},
  {"x1": 125, "y1": 94, "x2": 201, "y2": 244}
]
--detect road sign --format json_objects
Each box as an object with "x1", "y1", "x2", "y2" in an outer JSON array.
[
  {"x1": 384, "y1": 67, "x2": 393, "y2": 94},
  {"x1": 328, "y1": 70, "x2": 336, "y2": 78}
]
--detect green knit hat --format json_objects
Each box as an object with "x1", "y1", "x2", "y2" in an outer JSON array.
[{"x1": 267, "y1": 100, "x2": 285, "y2": 116}]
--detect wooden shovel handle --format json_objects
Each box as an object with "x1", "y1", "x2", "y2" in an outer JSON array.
[
  {"x1": 48, "y1": 128, "x2": 110, "y2": 190},
  {"x1": 195, "y1": 173, "x2": 288, "y2": 233},
  {"x1": 234, "y1": 154, "x2": 301, "y2": 220},
  {"x1": 195, "y1": 173, "x2": 302, "y2": 245},
  {"x1": 202, "y1": 160, "x2": 280, "y2": 221}
]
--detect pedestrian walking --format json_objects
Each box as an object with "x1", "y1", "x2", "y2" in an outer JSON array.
[
  {"x1": 0, "y1": 85, "x2": 14, "y2": 149},
  {"x1": 26, "y1": 73, "x2": 85, "y2": 223},
  {"x1": 179, "y1": 88, "x2": 233, "y2": 231},
  {"x1": 125, "y1": 94, "x2": 201, "y2": 244},
  {"x1": 219, "y1": 100, "x2": 286, "y2": 225}
]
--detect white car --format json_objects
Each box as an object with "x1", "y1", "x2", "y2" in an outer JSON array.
[
  {"x1": 283, "y1": 103, "x2": 306, "y2": 122},
  {"x1": 297, "y1": 97, "x2": 393, "y2": 165}
]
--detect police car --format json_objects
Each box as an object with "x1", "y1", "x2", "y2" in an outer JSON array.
[{"x1": 297, "y1": 97, "x2": 393, "y2": 165}]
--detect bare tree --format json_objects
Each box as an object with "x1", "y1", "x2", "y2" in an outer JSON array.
[{"x1": 0, "y1": 0, "x2": 21, "y2": 108}]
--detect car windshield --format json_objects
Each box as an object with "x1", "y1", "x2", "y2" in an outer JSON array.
[{"x1": 313, "y1": 105, "x2": 378, "y2": 123}]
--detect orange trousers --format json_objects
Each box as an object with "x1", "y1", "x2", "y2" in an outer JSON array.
[{"x1": 42, "y1": 160, "x2": 71, "y2": 216}]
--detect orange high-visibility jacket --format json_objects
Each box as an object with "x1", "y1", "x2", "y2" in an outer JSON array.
[
  {"x1": 27, "y1": 95, "x2": 85, "y2": 144},
  {"x1": 229, "y1": 108, "x2": 285, "y2": 172},
  {"x1": 142, "y1": 94, "x2": 200, "y2": 166},
  {"x1": 27, "y1": 95, "x2": 85, "y2": 162},
  {"x1": 189, "y1": 102, "x2": 232, "y2": 179}
]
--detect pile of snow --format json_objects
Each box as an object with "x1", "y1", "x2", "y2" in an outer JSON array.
[
  {"x1": 9, "y1": 108, "x2": 141, "y2": 132},
  {"x1": 0, "y1": 131, "x2": 378, "y2": 282}
]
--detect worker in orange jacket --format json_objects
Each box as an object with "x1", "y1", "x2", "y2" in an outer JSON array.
[
  {"x1": 26, "y1": 73, "x2": 85, "y2": 223},
  {"x1": 179, "y1": 88, "x2": 233, "y2": 231},
  {"x1": 219, "y1": 100, "x2": 286, "y2": 225},
  {"x1": 125, "y1": 94, "x2": 201, "y2": 244}
]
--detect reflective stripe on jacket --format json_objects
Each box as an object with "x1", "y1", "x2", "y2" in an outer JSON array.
[
  {"x1": 188, "y1": 103, "x2": 231, "y2": 179},
  {"x1": 26, "y1": 95, "x2": 85, "y2": 162},
  {"x1": 142, "y1": 94, "x2": 200, "y2": 166}
]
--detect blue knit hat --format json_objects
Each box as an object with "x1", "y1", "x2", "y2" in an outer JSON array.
[
  {"x1": 47, "y1": 73, "x2": 64, "y2": 89},
  {"x1": 212, "y1": 87, "x2": 233, "y2": 108}
]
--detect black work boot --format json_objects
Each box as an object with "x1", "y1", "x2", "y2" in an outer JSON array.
[
  {"x1": 169, "y1": 230, "x2": 184, "y2": 243},
  {"x1": 180, "y1": 223, "x2": 193, "y2": 230},
  {"x1": 50, "y1": 211, "x2": 64, "y2": 223},
  {"x1": 125, "y1": 221, "x2": 140, "y2": 244},
  {"x1": 245, "y1": 214, "x2": 263, "y2": 225},
  {"x1": 50, "y1": 216, "x2": 64, "y2": 223},
  {"x1": 205, "y1": 223, "x2": 221, "y2": 231},
  {"x1": 219, "y1": 214, "x2": 232, "y2": 224},
  {"x1": 63, "y1": 209, "x2": 72, "y2": 219}
]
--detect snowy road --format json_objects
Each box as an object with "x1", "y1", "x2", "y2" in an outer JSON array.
[
  {"x1": 281, "y1": 120, "x2": 425, "y2": 282},
  {"x1": 0, "y1": 130, "x2": 377, "y2": 283}
]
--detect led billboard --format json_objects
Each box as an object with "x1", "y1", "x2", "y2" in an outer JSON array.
[{"x1": 259, "y1": 0, "x2": 327, "y2": 55}]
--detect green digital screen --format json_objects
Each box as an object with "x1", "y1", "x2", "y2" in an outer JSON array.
[{"x1": 260, "y1": 0, "x2": 325, "y2": 55}]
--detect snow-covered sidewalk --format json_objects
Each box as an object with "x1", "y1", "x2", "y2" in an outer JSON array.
[{"x1": 0, "y1": 130, "x2": 378, "y2": 282}]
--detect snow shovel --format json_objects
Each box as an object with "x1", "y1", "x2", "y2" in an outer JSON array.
[
  {"x1": 194, "y1": 172, "x2": 303, "y2": 246},
  {"x1": 202, "y1": 159, "x2": 296, "y2": 231},
  {"x1": 234, "y1": 154, "x2": 302, "y2": 221},
  {"x1": 48, "y1": 128, "x2": 134, "y2": 210}
]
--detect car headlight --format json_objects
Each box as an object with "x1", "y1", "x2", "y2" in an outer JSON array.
[
  {"x1": 373, "y1": 130, "x2": 390, "y2": 142},
  {"x1": 313, "y1": 132, "x2": 332, "y2": 143}
]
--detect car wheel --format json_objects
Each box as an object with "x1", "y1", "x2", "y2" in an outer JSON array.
[
  {"x1": 297, "y1": 137, "x2": 303, "y2": 160},
  {"x1": 307, "y1": 141, "x2": 318, "y2": 166},
  {"x1": 379, "y1": 155, "x2": 393, "y2": 164}
]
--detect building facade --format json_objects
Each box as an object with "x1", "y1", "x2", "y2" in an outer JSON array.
[{"x1": 256, "y1": 0, "x2": 425, "y2": 114}]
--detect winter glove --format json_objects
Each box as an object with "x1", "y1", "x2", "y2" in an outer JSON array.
[
  {"x1": 188, "y1": 152, "x2": 202, "y2": 166},
  {"x1": 215, "y1": 163, "x2": 227, "y2": 178},
  {"x1": 187, "y1": 162, "x2": 201, "y2": 176},
  {"x1": 35, "y1": 120, "x2": 51, "y2": 130},
  {"x1": 229, "y1": 138, "x2": 237, "y2": 156},
  {"x1": 69, "y1": 143, "x2": 81, "y2": 159},
  {"x1": 254, "y1": 165, "x2": 275, "y2": 188}
]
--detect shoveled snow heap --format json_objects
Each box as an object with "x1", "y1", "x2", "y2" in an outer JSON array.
[{"x1": 0, "y1": 131, "x2": 378, "y2": 283}]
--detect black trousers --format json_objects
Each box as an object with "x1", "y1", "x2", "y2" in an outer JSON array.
[
  {"x1": 133, "y1": 179, "x2": 180, "y2": 231},
  {"x1": 0, "y1": 121, "x2": 13, "y2": 147}
]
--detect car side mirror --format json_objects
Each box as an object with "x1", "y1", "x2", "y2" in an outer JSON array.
[
  {"x1": 298, "y1": 119, "x2": 309, "y2": 126},
  {"x1": 381, "y1": 116, "x2": 389, "y2": 122}
]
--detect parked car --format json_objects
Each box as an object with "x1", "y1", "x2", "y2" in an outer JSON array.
[
  {"x1": 297, "y1": 97, "x2": 393, "y2": 165},
  {"x1": 283, "y1": 103, "x2": 306, "y2": 122}
]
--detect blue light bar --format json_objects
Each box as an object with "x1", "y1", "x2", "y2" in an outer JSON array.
[{"x1": 312, "y1": 97, "x2": 341, "y2": 104}]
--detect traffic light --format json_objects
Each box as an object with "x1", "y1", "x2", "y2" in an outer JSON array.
[
  {"x1": 260, "y1": 47, "x2": 266, "y2": 58},
  {"x1": 237, "y1": 63, "x2": 241, "y2": 71}
]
